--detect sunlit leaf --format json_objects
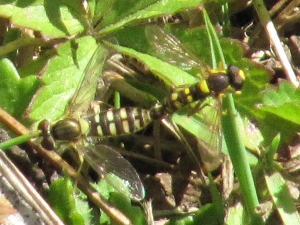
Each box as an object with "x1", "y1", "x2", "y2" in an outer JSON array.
[
  {"x1": 28, "y1": 36, "x2": 98, "y2": 121},
  {"x1": 98, "y1": 0, "x2": 203, "y2": 35},
  {"x1": 265, "y1": 171, "x2": 300, "y2": 224},
  {"x1": 0, "y1": 58, "x2": 40, "y2": 122},
  {"x1": 0, "y1": 1, "x2": 88, "y2": 38},
  {"x1": 106, "y1": 42, "x2": 197, "y2": 87},
  {"x1": 48, "y1": 178, "x2": 91, "y2": 225}
]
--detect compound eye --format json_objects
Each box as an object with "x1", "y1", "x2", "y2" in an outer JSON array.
[
  {"x1": 38, "y1": 120, "x2": 55, "y2": 150},
  {"x1": 38, "y1": 119, "x2": 51, "y2": 133},
  {"x1": 227, "y1": 65, "x2": 245, "y2": 90}
]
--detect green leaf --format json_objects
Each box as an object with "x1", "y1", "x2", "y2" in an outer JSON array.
[
  {"x1": 95, "y1": 179, "x2": 146, "y2": 225},
  {"x1": 265, "y1": 171, "x2": 300, "y2": 224},
  {"x1": 109, "y1": 192, "x2": 146, "y2": 225},
  {"x1": 94, "y1": 0, "x2": 157, "y2": 29},
  {"x1": 225, "y1": 202, "x2": 246, "y2": 225},
  {"x1": 260, "y1": 82, "x2": 300, "y2": 125},
  {"x1": 105, "y1": 42, "x2": 197, "y2": 87},
  {"x1": 256, "y1": 81, "x2": 300, "y2": 142},
  {"x1": 94, "y1": 180, "x2": 115, "y2": 224},
  {"x1": 263, "y1": 81, "x2": 300, "y2": 105},
  {"x1": 239, "y1": 117, "x2": 263, "y2": 156},
  {"x1": 265, "y1": 134, "x2": 281, "y2": 165},
  {"x1": 28, "y1": 36, "x2": 98, "y2": 121},
  {"x1": 19, "y1": 50, "x2": 56, "y2": 77},
  {"x1": 91, "y1": 0, "x2": 116, "y2": 26},
  {"x1": 0, "y1": 58, "x2": 40, "y2": 122},
  {"x1": 0, "y1": 0, "x2": 88, "y2": 38},
  {"x1": 170, "y1": 26, "x2": 246, "y2": 67},
  {"x1": 233, "y1": 63, "x2": 271, "y2": 142},
  {"x1": 98, "y1": 0, "x2": 203, "y2": 35},
  {"x1": 167, "y1": 204, "x2": 220, "y2": 225},
  {"x1": 2, "y1": 28, "x2": 21, "y2": 59},
  {"x1": 48, "y1": 178, "x2": 92, "y2": 225}
]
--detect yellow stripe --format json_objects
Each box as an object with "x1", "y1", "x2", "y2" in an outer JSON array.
[
  {"x1": 120, "y1": 108, "x2": 127, "y2": 119},
  {"x1": 123, "y1": 120, "x2": 130, "y2": 133},
  {"x1": 184, "y1": 88, "x2": 190, "y2": 95},
  {"x1": 238, "y1": 69, "x2": 246, "y2": 80},
  {"x1": 97, "y1": 125, "x2": 103, "y2": 136},
  {"x1": 187, "y1": 95, "x2": 194, "y2": 103},
  {"x1": 94, "y1": 114, "x2": 100, "y2": 123},
  {"x1": 134, "y1": 119, "x2": 140, "y2": 131},
  {"x1": 210, "y1": 68, "x2": 226, "y2": 74},
  {"x1": 106, "y1": 110, "x2": 114, "y2": 121},
  {"x1": 199, "y1": 80, "x2": 210, "y2": 93},
  {"x1": 171, "y1": 93, "x2": 178, "y2": 101},
  {"x1": 109, "y1": 123, "x2": 117, "y2": 135}
]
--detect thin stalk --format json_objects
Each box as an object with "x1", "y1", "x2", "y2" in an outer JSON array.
[
  {"x1": 253, "y1": 0, "x2": 298, "y2": 87},
  {"x1": 114, "y1": 91, "x2": 121, "y2": 108},
  {"x1": 0, "y1": 132, "x2": 40, "y2": 150},
  {"x1": 203, "y1": 9, "x2": 226, "y2": 68},
  {"x1": 0, "y1": 36, "x2": 45, "y2": 56},
  {"x1": 222, "y1": 94, "x2": 262, "y2": 224},
  {"x1": 208, "y1": 173, "x2": 224, "y2": 224}
]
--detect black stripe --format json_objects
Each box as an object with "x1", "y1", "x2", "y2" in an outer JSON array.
[
  {"x1": 191, "y1": 83, "x2": 209, "y2": 100},
  {"x1": 113, "y1": 108, "x2": 124, "y2": 135},
  {"x1": 99, "y1": 110, "x2": 111, "y2": 136},
  {"x1": 139, "y1": 108, "x2": 146, "y2": 127},
  {"x1": 126, "y1": 107, "x2": 136, "y2": 133},
  {"x1": 179, "y1": 89, "x2": 191, "y2": 105}
]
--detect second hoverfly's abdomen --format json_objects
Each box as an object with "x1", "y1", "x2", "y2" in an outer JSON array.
[
  {"x1": 87, "y1": 107, "x2": 152, "y2": 137},
  {"x1": 163, "y1": 82, "x2": 210, "y2": 113}
]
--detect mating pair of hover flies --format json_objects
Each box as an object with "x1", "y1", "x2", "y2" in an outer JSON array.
[{"x1": 37, "y1": 25, "x2": 245, "y2": 201}]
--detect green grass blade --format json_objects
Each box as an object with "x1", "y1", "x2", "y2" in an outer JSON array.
[
  {"x1": 0, "y1": 131, "x2": 40, "y2": 150},
  {"x1": 203, "y1": 9, "x2": 225, "y2": 68},
  {"x1": 265, "y1": 171, "x2": 300, "y2": 224},
  {"x1": 222, "y1": 94, "x2": 262, "y2": 223}
]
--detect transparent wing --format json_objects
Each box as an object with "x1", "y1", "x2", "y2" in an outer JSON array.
[
  {"x1": 194, "y1": 98, "x2": 222, "y2": 171},
  {"x1": 172, "y1": 98, "x2": 222, "y2": 171},
  {"x1": 80, "y1": 144, "x2": 144, "y2": 201},
  {"x1": 146, "y1": 26, "x2": 222, "y2": 170},
  {"x1": 66, "y1": 44, "x2": 108, "y2": 116},
  {"x1": 145, "y1": 25, "x2": 209, "y2": 79}
]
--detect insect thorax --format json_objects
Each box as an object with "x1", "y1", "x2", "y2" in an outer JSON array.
[{"x1": 51, "y1": 118, "x2": 90, "y2": 141}]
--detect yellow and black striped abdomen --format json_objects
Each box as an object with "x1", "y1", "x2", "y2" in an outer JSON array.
[
  {"x1": 160, "y1": 67, "x2": 245, "y2": 115},
  {"x1": 162, "y1": 81, "x2": 211, "y2": 113},
  {"x1": 87, "y1": 107, "x2": 152, "y2": 137}
]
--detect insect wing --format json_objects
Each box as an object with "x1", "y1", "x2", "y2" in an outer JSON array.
[
  {"x1": 145, "y1": 25, "x2": 208, "y2": 78},
  {"x1": 146, "y1": 26, "x2": 223, "y2": 170},
  {"x1": 81, "y1": 144, "x2": 144, "y2": 201},
  {"x1": 172, "y1": 98, "x2": 222, "y2": 171},
  {"x1": 66, "y1": 45, "x2": 108, "y2": 117},
  {"x1": 195, "y1": 99, "x2": 222, "y2": 170}
]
